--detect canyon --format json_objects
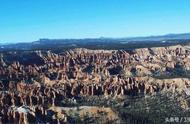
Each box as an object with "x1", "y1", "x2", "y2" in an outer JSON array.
[{"x1": 0, "y1": 45, "x2": 190, "y2": 123}]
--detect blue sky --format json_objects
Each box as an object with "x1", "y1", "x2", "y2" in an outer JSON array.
[{"x1": 0, "y1": 0, "x2": 190, "y2": 43}]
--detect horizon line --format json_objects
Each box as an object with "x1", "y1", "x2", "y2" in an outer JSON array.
[{"x1": 1, "y1": 32, "x2": 190, "y2": 44}]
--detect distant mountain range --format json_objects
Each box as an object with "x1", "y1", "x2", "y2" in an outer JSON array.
[
  {"x1": 35, "y1": 33, "x2": 190, "y2": 43},
  {"x1": 0, "y1": 33, "x2": 190, "y2": 51},
  {"x1": 118, "y1": 33, "x2": 190, "y2": 41}
]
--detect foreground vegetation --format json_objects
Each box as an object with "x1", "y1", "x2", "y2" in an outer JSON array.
[{"x1": 59, "y1": 91, "x2": 190, "y2": 124}]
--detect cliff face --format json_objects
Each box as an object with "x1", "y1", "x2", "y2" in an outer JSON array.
[{"x1": 0, "y1": 45, "x2": 190, "y2": 123}]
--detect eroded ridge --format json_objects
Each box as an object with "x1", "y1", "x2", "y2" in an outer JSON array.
[{"x1": 0, "y1": 45, "x2": 190, "y2": 123}]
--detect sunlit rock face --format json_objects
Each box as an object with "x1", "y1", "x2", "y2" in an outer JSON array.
[
  {"x1": 0, "y1": 45, "x2": 190, "y2": 96},
  {"x1": 0, "y1": 45, "x2": 190, "y2": 123}
]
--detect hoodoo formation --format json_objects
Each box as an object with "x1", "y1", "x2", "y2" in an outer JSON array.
[{"x1": 0, "y1": 45, "x2": 190, "y2": 123}]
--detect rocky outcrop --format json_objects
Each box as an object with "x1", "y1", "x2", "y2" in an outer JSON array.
[{"x1": 0, "y1": 45, "x2": 190, "y2": 123}]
